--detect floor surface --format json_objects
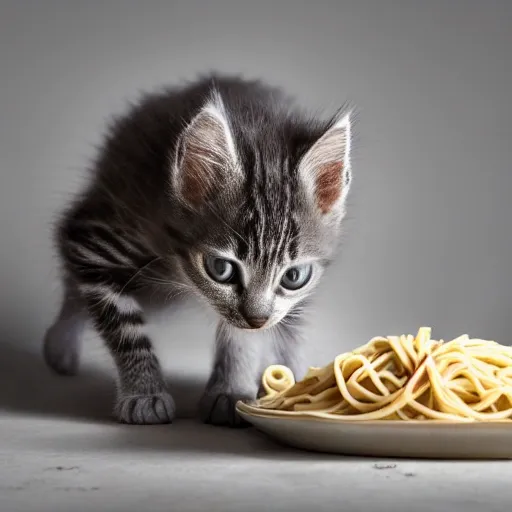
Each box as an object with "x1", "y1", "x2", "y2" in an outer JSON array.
[{"x1": 1, "y1": 341, "x2": 511, "y2": 512}]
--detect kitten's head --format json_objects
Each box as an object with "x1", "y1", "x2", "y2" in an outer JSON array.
[{"x1": 169, "y1": 89, "x2": 352, "y2": 331}]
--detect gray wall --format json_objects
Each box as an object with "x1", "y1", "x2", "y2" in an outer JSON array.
[{"x1": 1, "y1": 1, "x2": 511, "y2": 413}]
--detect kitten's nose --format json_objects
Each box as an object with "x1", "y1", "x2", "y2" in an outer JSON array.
[{"x1": 245, "y1": 316, "x2": 269, "y2": 329}]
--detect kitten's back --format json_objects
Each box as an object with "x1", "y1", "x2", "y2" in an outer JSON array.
[
  {"x1": 55, "y1": 75, "x2": 310, "y2": 259},
  {"x1": 87, "y1": 75, "x2": 293, "y2": 204}
]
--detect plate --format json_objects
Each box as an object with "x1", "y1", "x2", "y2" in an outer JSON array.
[{"x1": 236, "y1": 401, "x2": 512, "y2": 459}]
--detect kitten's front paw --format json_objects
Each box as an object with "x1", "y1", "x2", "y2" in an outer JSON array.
[
  {"x1": 115, "y1": 392, "x2": 176, "y2": 425},
  {"x1": 199, "y1": 390, "x2": 254, "y2": 428}
]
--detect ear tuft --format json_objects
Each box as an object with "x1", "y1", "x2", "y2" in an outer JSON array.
[
  {"x1": 173, "y1": 92, "x2": 240, "y2": 208},
  {"x1": 299, "y1": 112, "x2": 352, "y2": 215}
]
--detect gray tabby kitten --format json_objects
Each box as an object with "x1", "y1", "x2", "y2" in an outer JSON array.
[{"x1": 43, "y1": 75, "x2": 353, "y2": 427}]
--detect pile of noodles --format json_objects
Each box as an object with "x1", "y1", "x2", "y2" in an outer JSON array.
[{"x1": 257, "y1": 327, "x2": 512, "y2": 422}]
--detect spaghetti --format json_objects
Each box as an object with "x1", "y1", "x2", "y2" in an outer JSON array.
[{"x1": 258, "y1": 327, "x2": 512, "y2": 422}]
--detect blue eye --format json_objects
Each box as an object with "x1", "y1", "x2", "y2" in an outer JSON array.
[
  {"x1": 204, "y1": 256, "x2": 236, "y2": 283},
  {"x1": 280, "y1": 264, "x2": 313, "y2": 290}
]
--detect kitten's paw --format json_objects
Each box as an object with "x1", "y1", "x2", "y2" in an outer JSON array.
[
  {"x1": 115, "y1": 392, "x2": 176, "y2": 425},
  {"x1": 199, "y1": 390, "x2": 253, "y2": 428},
  {"x1": 43, "y1": 325, "x2": 80, "y2": 376}
]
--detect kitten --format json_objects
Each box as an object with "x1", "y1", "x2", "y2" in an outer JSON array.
[{"x1": 43, "y1": 74, "x2": 353, "y2": 427}]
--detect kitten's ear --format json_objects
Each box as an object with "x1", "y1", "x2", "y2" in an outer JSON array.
[
  {"x1": 172, "y1": 93, "x2": 241, "y2": 208},
  {"x1": 298, "y1": 113, "x2": 352, "y2": 215}
]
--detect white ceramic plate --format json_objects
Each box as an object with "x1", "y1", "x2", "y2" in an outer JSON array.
[{"x1": 236, "y1": 401, "x2": 512, "y2": 459}]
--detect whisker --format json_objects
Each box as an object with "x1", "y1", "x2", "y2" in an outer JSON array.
[
  {"x1": 119, "y1": 256, "x2": 163, "y2": 296},
  {"x1": 164, "y1": 288, "x2": 188, "y2": 304},
  {"x1": 144, "y1": 276, "x2": 192, "y2": 291}
]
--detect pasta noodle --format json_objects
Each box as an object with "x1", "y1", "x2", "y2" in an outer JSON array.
[{"x1": 257, "y1": 327, "x2": 512, "y2": 422}]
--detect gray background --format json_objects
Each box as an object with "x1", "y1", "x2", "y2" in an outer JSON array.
[
  {"x1": 0, "y1": 0, "x2": 511, "y2": 418},
  {"x1": 1, "y1": 3, "x2": 512, "y2": 512}
]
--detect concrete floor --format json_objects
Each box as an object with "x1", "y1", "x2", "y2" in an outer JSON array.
[
  {"x1": 1, "y1": 341, "x2": 512, "y2": 512},
  {"x1": 1, "y1": 2, "x2": 512, "y2": 510},
  {"x1": 2, "y1": 415, "x2": 512, "y2": 512}
]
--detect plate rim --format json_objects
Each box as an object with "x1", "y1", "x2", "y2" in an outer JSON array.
[{"x1": 236, "y1": 400, "x2": 512, "y2": 428}]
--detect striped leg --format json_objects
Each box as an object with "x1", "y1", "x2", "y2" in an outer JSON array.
[
  {"x1": 57, "y1": 219, "x2": 175, "y2": 424},
  {"x1": 80, "y1": 283, "x2": 175, "y2": 424}
]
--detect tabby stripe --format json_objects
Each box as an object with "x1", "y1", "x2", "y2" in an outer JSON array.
[
  {"x1": 79, "y1": 284, "x2": 142, "y2": 314},
  {"x1": 90, "y1": 226, "x2": 148, "y2": 267},
  {"x1": 238, "y1": 147, "x2": 256, "y2": 260},
  {"x1": 287, "y1": 218, "x2": 299, "y2": 260},
  {"x1": 80, "y1": 287, "x2": 150, "y2": 353},
  {"x1": 64, "y1": 219, "x2": 153, "y2": 268},
  {"x1": 66, "y1": 241, "x2": 113, "y2": 267},
  {"x1": 63, "y1": 221, "x2": 135, "y2": 267},
  {"x1": 87, "y1": 297, "x2": 144, "y2": 331},
  {"x1": 255, "y1": 145, "x2": 267, "y2": 263},
  {"x1": 71, "y1": 238, "x2": 132, "y2": 267},
  {"x1": 275, "y1": 154, "x2": 291, "y2": 262},
  {"x1": 87, "y1": 227, "x2": 141, "y2": 264},
  {"x1": 63, "y1": 237, "x2": 153, "y2": 292},
  {"x1": 287, "y1": 175, "x2": 300, "y2": 259},
  {"x1": 249, "y1": 147, "x2": 259, "y2": 261},
  {"x1": 112, "y1": 334, "x2": 152, "y2": 354},
  {"x1": 90, "y1": 224, "x2": 146, "y2": 257},
  {"x1": 68, "y1": 262, "x2": 135, "y2": 290},
  {"x1": 256, "y1": 200, "x2": 267, "y2": 264},
  {"x1": 91, "y1": 237, "x2": 135, "y2": 266}
]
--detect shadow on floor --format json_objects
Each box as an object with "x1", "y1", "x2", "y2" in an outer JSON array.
[
  {"x1": 0, "y1": 332, "x2": 342, "y2": 460},
  {"x1": 0, "y1": 338, "x2": 206, "y2": 421},
  {"x1": 0, "y1": 340, "x2": 316, "y2": 460},
  {"x1": 46, "y1": 420, "x2": 337, "y2": 460}
]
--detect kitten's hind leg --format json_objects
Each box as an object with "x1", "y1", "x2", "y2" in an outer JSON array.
[{"x1": 43, "y1": 276, "x2": 87, "y2": 376}]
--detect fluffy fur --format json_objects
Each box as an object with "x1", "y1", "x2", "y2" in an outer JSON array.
[{"x1": 43, "y1": 74, "x2": 353, "y2": 427}]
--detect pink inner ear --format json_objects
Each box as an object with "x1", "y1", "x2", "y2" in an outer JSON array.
[
  {"x1": 181, "y1": 144, "x2": 214, "y2": 207},
  {"x1": 316, "y1": 161, "x2": 343, "y2": 214},
  {"x1": 180, "y1": 114, "x2": 225, "y2": 207}
]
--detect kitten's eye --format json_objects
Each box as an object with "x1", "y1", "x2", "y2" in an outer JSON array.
[
  {"x1": 204, "y1": 256, "x2": 236, "y2": 284},
  {"x1": 280, "y1": 264, "x2": 313, "y2": 291}
]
